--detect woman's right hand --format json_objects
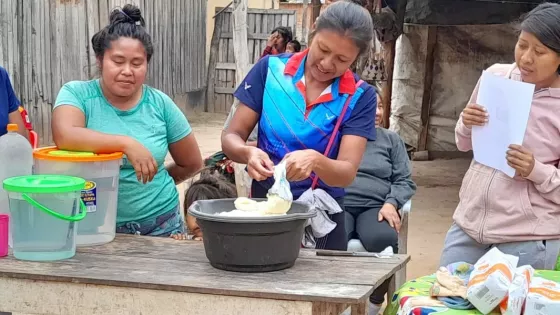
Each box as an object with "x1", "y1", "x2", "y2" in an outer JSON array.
[
  {"x1": 462, "y1": 104, "x2": 488, "y2": 129},
  {"x1": 266, "y1": 32, "x2": 278, "y2": 48},
  {"x1": 123, "y1": 138, "x2": 158, "y2": 184},
  {"x1": 246, "y1": 147, "x2": 274, "y2": 181}
]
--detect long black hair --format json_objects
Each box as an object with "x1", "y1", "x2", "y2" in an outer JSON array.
[
  {"x1": 91, "y1": 4, "x2": 154, "y2": 62},
  {"x1": 520, "y1": 3, "x2": 560, "y2": 74},
  {"x1": 313, "y1": 1, "x2": 373, "y2": 55}
]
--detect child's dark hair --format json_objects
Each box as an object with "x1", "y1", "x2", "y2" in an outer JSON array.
[
  {"x1": 184, "y1": 175, "x2": 238, "y2": 215},
  {"x1": 91, "y1": 4, "x2": 154, "y2": 62},
  {"x1": 288, "y1": 40, "x2": 302, "y2": 52}
]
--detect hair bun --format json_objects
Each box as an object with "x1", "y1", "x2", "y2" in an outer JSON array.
[{"x1": 109, "y1": 4, "x2": 145, "y2": 27}]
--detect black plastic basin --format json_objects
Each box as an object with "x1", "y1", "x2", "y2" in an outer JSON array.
[{"x1": 188, "y1": 199, "x2": 315, "y2": 273}]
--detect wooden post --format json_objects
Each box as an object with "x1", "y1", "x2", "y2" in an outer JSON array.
[
  {"x1": 416, "y1": 26, "x2": 437, "y2": 153},
  {"x1": 206, "y1": 12, "x2": 225, "y2": 113},
  {"x1": 382, "y1": 41, "x2": 395, "y2": 129},
  {"x1": 231, "y1": 0, "x2": 252, "y2": 197},
  {"x1": 232, "y1": 0, "x2": 250, "y2": 86},
  {"x1": 382, "y1": 0, "x2": 408, "y2": 129},
  {"x1": 302, "y1": 0, "x2": 309, "y2": 45},
  {"x1": 310, "y1": 0, "x2": 321, "y2": 28}
]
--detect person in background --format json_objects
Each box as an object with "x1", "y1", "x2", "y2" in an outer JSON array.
[
  {"x1": 0, "y1": 66, "x2": 29, "y2": 140},
  {"x1": 260, "y1": 26, "x2": 293, "y2": 59},
  {"x1": 286, "y1": 39, "x2": 302, "y2": 53},
  {"x1": 175, "y1": 175, "x2": 238, "y2": 241},
  {"x1": 52, "y1": 5, "x2": 203, "y2": 238},
  {"x1": 222, "y1": 1, "x2": 377, "y2": 251},
  {"x1": 440, "y1": 3, "x2": 560, "y2": 270},
  {"x1": 345, "y1": 88, "x2": 416, "y2": 315}
]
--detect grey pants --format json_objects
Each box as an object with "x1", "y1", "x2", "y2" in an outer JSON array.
[{"x1": 440, "y1": 223, "x2": 560, "y2": 269}]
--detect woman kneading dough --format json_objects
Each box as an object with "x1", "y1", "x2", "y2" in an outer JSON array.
[{"x1": 222, "y1": 1, "x2": 377, "y2": 250}]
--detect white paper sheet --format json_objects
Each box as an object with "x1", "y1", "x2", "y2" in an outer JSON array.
[{"x1": 471, "y1": 71, "x2": 535, "y2": 177}]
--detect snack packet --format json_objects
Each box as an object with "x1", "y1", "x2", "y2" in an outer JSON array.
[
  {"x1": 499, "y1": 265, "x2": 534, "y2": 315},
  {"x1": 467, "y1": 247, "x2": 519, "y2": 314},
  {"x1": 524, "y1": 276, "x2": 560, "y2": 315}
]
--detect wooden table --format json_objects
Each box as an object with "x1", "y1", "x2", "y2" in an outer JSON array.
[{"x1": 0, "y1": 235, "x2": 409, "y2": 315}]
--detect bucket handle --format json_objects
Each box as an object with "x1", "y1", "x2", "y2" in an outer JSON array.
[{"x1": 21, "y1": 194, "x2": 87, "y2": 222}]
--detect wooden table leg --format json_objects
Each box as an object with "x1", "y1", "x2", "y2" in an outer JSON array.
[
  {"x1": 350, "y1": 300, "x2": 367, "y2": 315},
  {"x1": 312, "y1": 302, "x2": 350, "y2": 315},
  {"x1": 387, "y1": 274, "x2": 397, "y2": 306}
]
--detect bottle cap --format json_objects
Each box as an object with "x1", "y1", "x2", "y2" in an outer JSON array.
[{"x1": 6, "y1": 124, "x2": 18, "y2": 132}]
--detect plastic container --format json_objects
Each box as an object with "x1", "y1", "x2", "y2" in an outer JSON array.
[
  {"x1": 0, "y1": 214, "x2": 8, "y2": 257},
  {"x1": 188, "y1": 199, "x2": 315, "y2": 273},
  {"x1": 33, "y1": 147, "x2": 122, "y2": 246},
  {"x1": 0, "y1": 124, "x2": 33, "y2": 247},
  {"x1": 3, "y1": 175, "x2": 86, "y2": 261}
]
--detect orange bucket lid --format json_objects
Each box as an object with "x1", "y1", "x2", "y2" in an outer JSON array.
[{"x1": 33, "y1": 146, "x2": 123, "y2": 162}]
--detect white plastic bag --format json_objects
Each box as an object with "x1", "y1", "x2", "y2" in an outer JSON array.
[
  {"x1": 268, "y1": 161, "x2": 293, "y2": 202},
  {"x1": 525, "y1": 276, "x2": 560, "y2": 315},
  {"x1": 467, "y1": 247, "x2": 519, "y2": 314},
  {"x1": 500, "y1": 265, "x2": 534, "y2": 315}
]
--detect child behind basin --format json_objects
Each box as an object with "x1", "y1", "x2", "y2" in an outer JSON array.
[{"x1": 172, "y1": 175, "x2": 237, "y2": 241}]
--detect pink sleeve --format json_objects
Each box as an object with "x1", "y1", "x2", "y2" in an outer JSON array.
[
  {"x1": 526, "y1": 161, "x2": 560, "y2": 204},
  {"x1": 455, "y1": 78, "x2": 481, "y2": 152}
]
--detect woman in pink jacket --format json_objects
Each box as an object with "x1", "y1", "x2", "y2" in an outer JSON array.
[{"x1": 440, "y1": 3, "x2": 560, "y2": 269}]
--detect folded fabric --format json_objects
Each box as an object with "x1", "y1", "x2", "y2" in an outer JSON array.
[
  {"x1": 430, "y1": 262, "x2": 475, "y2": 310},
  {"x1": 297, "y1": 188, "x2": 343, "y2": 247}
]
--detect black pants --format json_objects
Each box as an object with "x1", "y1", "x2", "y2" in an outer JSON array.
[
  {"x1": 346, "y1": 206, "x2": 399, "y2": 304},
  {"x1": 251, "y1": 181, "x2": 347, "y2": 251}
]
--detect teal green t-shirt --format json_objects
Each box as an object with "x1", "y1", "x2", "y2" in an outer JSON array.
[{"x1": 54, "y1": 80, "x2": 191, "y2": 224}]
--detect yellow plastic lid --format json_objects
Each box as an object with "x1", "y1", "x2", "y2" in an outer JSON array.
[
  {"x1": 7, "y1": 124, "x2": 18, "y2": 132},
  {"x1": 33, "y1": 146, "x2": 123, "y2": 162}
]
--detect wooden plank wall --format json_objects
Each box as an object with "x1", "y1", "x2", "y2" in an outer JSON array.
[
  {"x1": 207, "y1": 8, "x2": 296, "y2": 113},
  {"x1": 0, "y1": 0, "x2": 206, "y2": 145}
]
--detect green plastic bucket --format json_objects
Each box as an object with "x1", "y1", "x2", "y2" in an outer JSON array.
[{"x1": 2, "y1": 175, "x2": 87, "y2": 261}]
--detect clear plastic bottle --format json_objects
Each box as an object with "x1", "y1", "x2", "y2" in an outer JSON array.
[{"x1": 0, "y1": 124, "x2": 33, "y2": 247}]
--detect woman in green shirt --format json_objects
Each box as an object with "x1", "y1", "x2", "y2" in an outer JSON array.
[{"x1": 52, "y1": 5, "x2": 202, "y2": 237}]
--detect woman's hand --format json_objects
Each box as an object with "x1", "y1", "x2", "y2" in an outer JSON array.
[
  {"x1": 284, "y1": 149, "x2": 320, "y2": 182},
  {"x1": 267, "y1": 32, "x2": 279, "y2": 48},
  {"x1": 507, "y1": 144, "x2": 535, "y2": 177},
  {"x1": 461, "y1": 104, "x2": 488, "y2": 129},
  {"x1": 170, "y1": 233, "x2": 188, "y2": 240},
  {"x1": 247, "y1": 147, "x2": 274, "y2": 181},
  {"x1": 378, "y1": 203, "x2": 401, "y2": 233},
  {"x1": 123, "y1": 138, "x2": 158, "y2": 184}
]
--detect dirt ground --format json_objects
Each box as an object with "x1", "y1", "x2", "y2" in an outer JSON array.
[{"x1": 182, "y1": 112, "x2": 471, "y2": 280}]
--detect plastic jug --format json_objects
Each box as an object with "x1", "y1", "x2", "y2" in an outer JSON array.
[{"x1": 0, "y1": 124, "x2": 33, "y2": 247}]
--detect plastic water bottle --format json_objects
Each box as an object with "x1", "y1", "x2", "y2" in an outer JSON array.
[{"x1": 0, "y1": 124, "x2": 33, "y2": 247}]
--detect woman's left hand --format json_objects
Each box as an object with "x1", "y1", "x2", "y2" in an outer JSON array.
[
  {"x1": 506, "y1": 144, "x2": 535, "y2": 177},
  {"x1": 378, "y1": 203, "x2": 401, "y2": 233},
  {"x1": 284, "y1": 150, "x2": 320, "y2": 182}
]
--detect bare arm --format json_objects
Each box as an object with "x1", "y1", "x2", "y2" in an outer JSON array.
[
  {"x1": 8, "y1": 110, "x2": 29, "y2": 140},
  {"x1": 53, "y1": 105, "x2": 158, "y2": 183},
  {"x1": 52, "y1": 105, "x2": 131, "y2": 153},
  {"x1": 313, "y1": 135, "x2": 368, "y2": 187},
  {"x1": 221, "y1": 103, "x2": 260, "y2": 164},
  {"x1": 167, "y1": 133, "x2": 204, "y2": 184}
]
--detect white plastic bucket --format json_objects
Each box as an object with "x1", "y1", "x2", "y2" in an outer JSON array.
[{"x1": 33, "y1": 147, "x2": 122, "y2": 246}]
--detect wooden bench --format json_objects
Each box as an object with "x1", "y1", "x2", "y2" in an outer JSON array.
[{"x1": 0, "y1": 235, "x2": 409, "y2": 315}]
